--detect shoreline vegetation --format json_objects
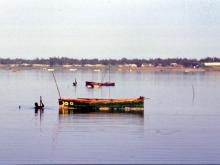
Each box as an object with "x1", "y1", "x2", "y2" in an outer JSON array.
[{"x1": 0, "y1": 57, "x2": 220, "y2": 73}]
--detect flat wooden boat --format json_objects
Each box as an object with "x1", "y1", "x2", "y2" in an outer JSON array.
[
  {"x1": 59, "y1": 96, "x2": 144, "y2": 113},
  {"x1": 85, "y1": 81, "x2": 115, "y2": 88}
]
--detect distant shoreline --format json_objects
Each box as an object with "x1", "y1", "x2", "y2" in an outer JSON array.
[{"x1": 1, "y1": 64, "x2": 220, "y2": 73}]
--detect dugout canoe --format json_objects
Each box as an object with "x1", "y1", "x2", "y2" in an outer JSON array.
[
  {"x1": 85, "y1": 81, "x2": 115, "y2": 88},
  {"x1": 59, "y1": 96, "x2": 144, "y2": 113}
]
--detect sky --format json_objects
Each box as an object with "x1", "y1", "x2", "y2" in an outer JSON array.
[{"x1": 0, "y1": 0, "x2": 220, "y2": 59}]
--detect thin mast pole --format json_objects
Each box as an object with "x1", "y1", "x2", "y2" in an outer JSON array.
[
  {"x1": 40, "y1": 96, "x2": 42, "y2": 107},
  {"x1": 108, "y1": 64, "x2": 110, "y2": 82},
  {"x1": 52, "y1": 72, "x2": 62, "y2": 99}
]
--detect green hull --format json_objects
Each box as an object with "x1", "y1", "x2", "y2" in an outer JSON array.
[{"x1": 59, "y1": 97, "x2": 144, "y2": 114}]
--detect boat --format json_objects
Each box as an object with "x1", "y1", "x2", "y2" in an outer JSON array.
[
  {"x1": 86, "y1": 65, "x2": 115, "y2": 88},
  {"x1": 48, "y1": 68, "x2": 55, "y2": 72},
  {"x1": 85, "y1": 81, "x2": 115, "y2": 88},
  {"x1": 59, "y1": 96, "x2": 144, "y2": 114},
  {"x1": 69, "y1": 68, "x2": 77, "y2": 72}
]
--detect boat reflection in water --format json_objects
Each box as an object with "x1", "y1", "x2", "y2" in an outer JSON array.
[{"x1": 58, "y1": 112, "x2": 144, "y2": 128}]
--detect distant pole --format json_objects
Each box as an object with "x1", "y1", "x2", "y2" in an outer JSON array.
[
  {"x1": 192, "y1": 84, "x2": 195, "y2": 102},
  {"x1": 52, "y1": 72, "x2": 62, "y2": 99},
  {"x1": 40, "y1": 96, "x2": 42, "y2": 107},
  {"x1": 108, "y1": 64, "x2": 110, "y2": 82}
]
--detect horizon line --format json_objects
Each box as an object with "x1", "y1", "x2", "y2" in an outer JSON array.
[{"x1": 1, "y1": 56, "x2": 219, "y2": 60}]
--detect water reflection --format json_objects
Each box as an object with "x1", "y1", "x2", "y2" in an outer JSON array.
[
  {"x1": 58, "y1": 112, "x2": 144, "y2": 125},
  {"x1": 56, "y1": 112, "x2": 145, "y2": 140},
  {"x1": 34, "y1": 108, "x2": 44, "y2": 121}
]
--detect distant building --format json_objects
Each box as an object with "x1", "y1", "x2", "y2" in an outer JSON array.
[
  {"x1": 94, "y1": 64, "x2": 105, "y2": 67},
  {"x1": 129, "y1": 64, "x2": 137, "y2": 68},
  {"x1": 204, "y1": 62, "x2": 220, "y2": 67},
  {"x1": 83, "y1": 64, "x2": 105, "y2": 68},
  {"x1": 32, "y1": 64, "x2": 49, "y2": 67},
  {"x1": 141, "y1": 63, "x2": 153, "y2": 67},
  {"x1": 170, "y1": 63, "x2": 177, "y2": 66},
  {"x1": 21, "y1": 63, "x2": 31, "y2": 67},
  {"x1": 63, "y1": 64, "x2": 72, "y2": 68},
  {"x1": 73, "y1": 64, "x2": 82, "y2": 67},
  {"x1": 170, "y1": 63, "x2": 183, "y2": 67},
  {"x1": 84, "y1": 64, "x2": 94, "y2": 67},
  {"x1": 123, "y1": 64, "x2": 137, "y2": 68}
]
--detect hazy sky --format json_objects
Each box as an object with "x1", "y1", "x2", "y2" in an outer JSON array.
[{"x1": 0, "y1": 0, "x2": 220, "y2": 59}]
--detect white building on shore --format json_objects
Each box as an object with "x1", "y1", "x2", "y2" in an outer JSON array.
[{"x1": 204, "y1": 62, "x2": 220, "y2": 67}]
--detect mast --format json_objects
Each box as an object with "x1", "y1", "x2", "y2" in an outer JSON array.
[
  {"x1": 108, "y1": 64, "x2": 110, "y2": 82},
  {"x1": 52, "y1": 72, "x2": 62, "y2": 99}
]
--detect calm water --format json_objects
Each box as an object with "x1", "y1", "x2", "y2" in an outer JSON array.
[{"x1": 0, "y1": 69, "x2": 220, "y2": 164}]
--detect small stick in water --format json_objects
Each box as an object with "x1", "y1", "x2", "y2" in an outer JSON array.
[{"x1": 192, "y1": 84, "x2": 195, "y2": 102}]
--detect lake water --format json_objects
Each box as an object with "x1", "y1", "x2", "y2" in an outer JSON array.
[{"x1": 0, "y1": 69, "x2": 220, "y2": 164}]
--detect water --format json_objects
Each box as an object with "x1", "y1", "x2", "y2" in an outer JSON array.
[{"x1": 0, "y1": 69, "x2": 220, "y2": 164}]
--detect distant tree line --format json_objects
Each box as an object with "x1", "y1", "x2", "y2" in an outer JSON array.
[{"x1": 0, "y1": 57, "x2": 220, "y2": 67}]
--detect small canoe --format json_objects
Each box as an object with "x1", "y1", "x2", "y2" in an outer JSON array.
[
  {"x1": 85, "y1": 81, "x2": 115, "y2": 88},
  {"x1": 59, "y1": 96, "x2": 144, "y2": 113}
]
